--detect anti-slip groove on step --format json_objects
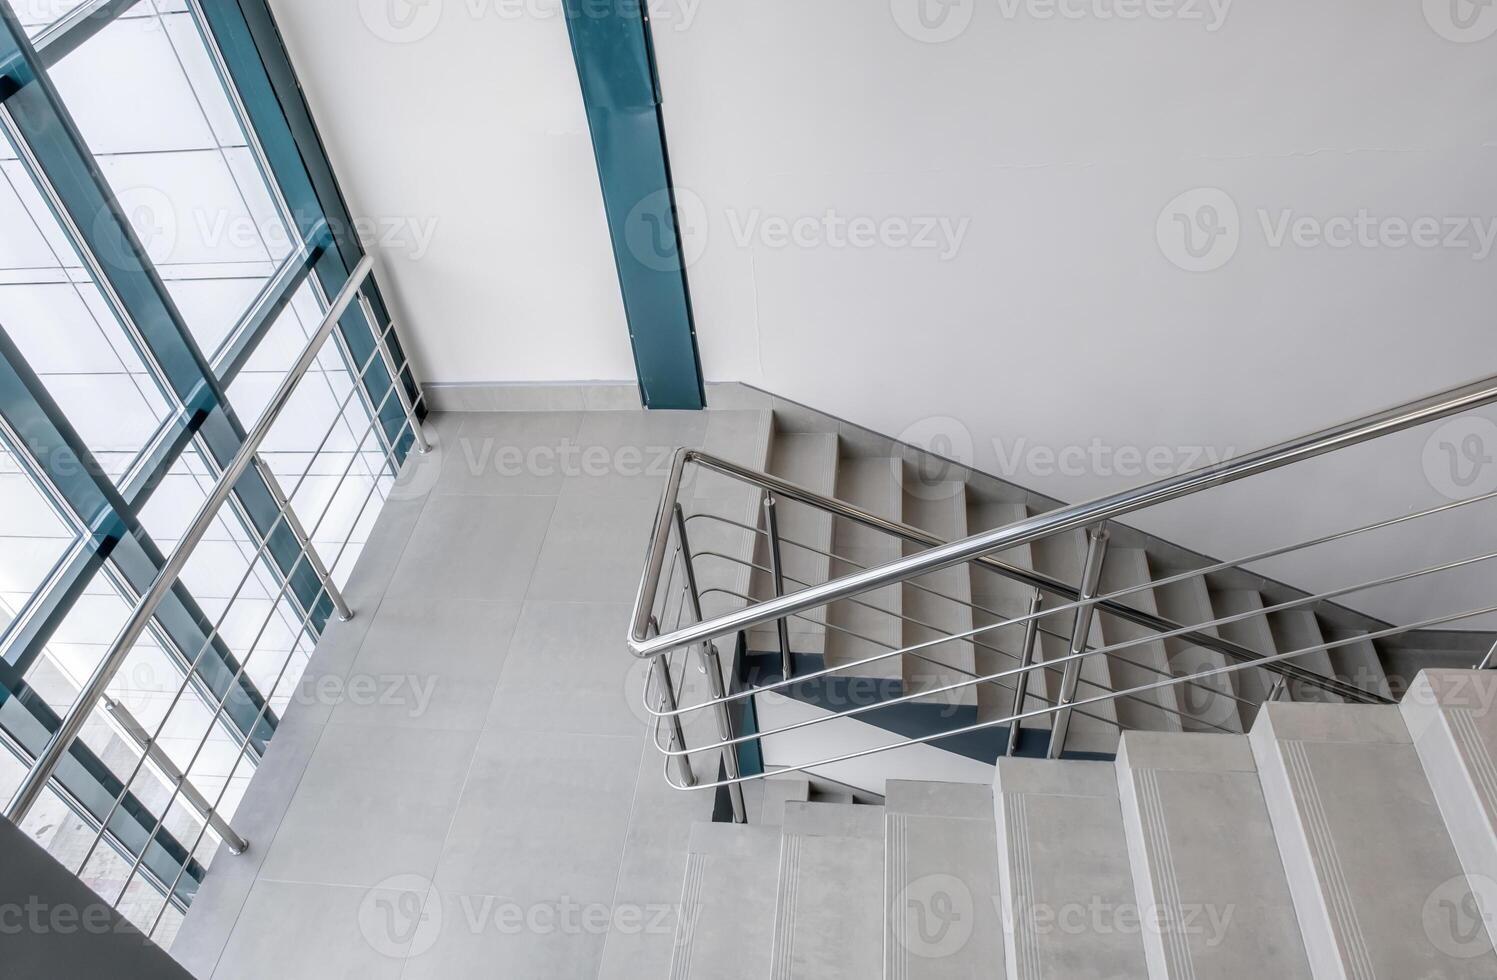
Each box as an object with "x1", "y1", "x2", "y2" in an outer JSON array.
[
  {"x1": 1283, "y1": 740, "x2": 1375, "y2": 980},
  {"x1": 1135, "y1": 768, "x2": 1196, "y2": 980},
  {"x1": 670, "y1": 853, "x2": 708, "y2": 980},
  {"x1": 1451, "y1": 707, "x2": 1497, "y2": 814},
  {"x1": 771, "y1": 835, "x2": 803, "y2": 980},
  {"x1": 1004, "y1": 792, "x2": 1042, "y2": 980}
]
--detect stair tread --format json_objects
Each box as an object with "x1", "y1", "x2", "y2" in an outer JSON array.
[
  {"x1": 1250, "y1": 700, "x2": 1497, "y2": 977},
  {"x1": 1403, "y1": 668, "x2": 1497, "y2": 953},
  {"x1": 672, "y1": 824, "x2": 784, "y2": 980},
  {"x1": 825, "y1": 457, "x2": 903, "y2": 676},
  {"x1": 1209, "y1": 589, "x2": 1278, "y2": 709},
  {"x1": 773, "y1": 810, "x2": 884, "y2": 979},
  {"x1": 782, "y1": 800, "x2": 883, "y2": 839},
  {"x1": 885, "y1": 781, "x2": 1005, "y2": 976},
  {"x1": 901, "y1": 475, "x2": 978, "y2": 707},
  {"x1": 1097, "y1": 547, "x2": 1185, "y2": 734},
  {"x1": 1325, "y1": 627, "x2": 1394, "y2": 701},
  {"x1": 1266, "y1": 608, "x2": 1341, "y2": 703},
  {"x1": 994, "y1": 757, "x2": 1149, "y2": 979},
  {"x1": 968, "y1": 500, "x2": 1053, "y2": 729},
  {"x1": 1150, "y1": 569, "x2": 1249, "y2": 734},
  {"x1": 752, "y1": 430, "x2": 839, "y2": 655},
  {"x1": 759, "y1": 777, "x2": 812, "y2": 826},
  {"x1": 1115, "y1": 731, "x2": 1314, "y2": 979}
]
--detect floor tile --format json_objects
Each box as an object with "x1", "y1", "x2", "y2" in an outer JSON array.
[
  {"x1": 432, "y1": 729, "x2": 640, "y2": 902},
  {"x1": 330, "y1": 597, "x2": 522, "y2": 731},
  {"x1": 388, "y1": 494, "x2": 555, "y2": 602},
  {"x1": 487, "y1": 601, "x2": 648, "y2": 737},
  {"x1": 256, "y1": 726, "x2": 477, "y2": 888}
]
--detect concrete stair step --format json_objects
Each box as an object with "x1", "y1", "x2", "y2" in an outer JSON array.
[
  {"x1": 968, "y1": 499, "x2": 1052, "y2": 731},
  {"x1": 751, "y1": 430, "x2": 840, "y2": 656},
  {"x1": 1114, "y1": 731, "x2": 1312, "y2": 980},
  {"x1": 772, "y1": 802, "x2": 884, "y2": 979},
  {"x1": 1030, "y1": 529, "x2": 1120, "y2": 755},
  {"x1": 825, "y1": 457, "x2": 904, "y2": 680},
  {"x1": 1209, "y1": 590, "x2": 1278, "y2": 714},
  {"x1": 994, "y1": 757, "x2": 1149, "y2": 979},
  {"x1": 1249, "y1": 700, "x2": 1497, "y2": 978},
  {"x1": 901, "y1": 474, "x2": 978, "y2": 708},
  {"x1": 1096, "y1": 548, "x2": 1184, "y2": 734},
  {"x1": 1324, "y1": 628, "x2": 1394, "y2": 701},
  {"x1": 1148, "y1": 568, "x2": 1247, "y2": 734},
  {"x1": 884, "y1": 780, "x2": 1005, "y2": 978},
  {"x1": 1266, "y1": 609, "x2": 1342, "y2": 703},
  {"x1": 690, "y1": 410, "x2": 775, "y2": 623},
  {"x1": 671, "y1": 823, "x2": 784, "y2": 980},
  {"x1": 1403, "y1": 668, "x2": 1497, "y2": 954},
  {"x1": 760, "y1": 776, "x2": 812, "y2": 826}
]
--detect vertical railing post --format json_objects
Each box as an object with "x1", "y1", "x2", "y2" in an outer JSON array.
[
  {"x1": 254, "y1": 456, "x2": 352, "y2": 622},
  {"x1": 1479, "y1": 638, "x2": 1497, "y2": 670},
  {"x1": 1047, "y1": 525, "x2": 1110, "y2": 759},
  {"x1": 649, "y1": 652, "x2": 696, "y2": 790},
  {"x1": 674, "y1": 504, "x2": 747, "y2": 823},
  {"x1": 358, "y1": 296, "x2": 429, "y2": 455},
  {"x1": 1006, "y1": 590, "x2": 1043, "y2": 757},
  {"x1": 764, "y1": 493, "x2": 793, "y2": 679}
]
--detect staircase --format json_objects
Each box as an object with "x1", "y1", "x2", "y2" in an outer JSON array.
[
  {"x1": 669, "y1": 668, "x2": 1497, "y2": 979},
  {"x1": 688, "y1": 402, "x2": 1480, "y2": 789}
]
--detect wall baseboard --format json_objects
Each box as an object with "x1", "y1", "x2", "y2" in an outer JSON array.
[{"x1": 423, "y1": 381, "x2": 773, "y2": 413}]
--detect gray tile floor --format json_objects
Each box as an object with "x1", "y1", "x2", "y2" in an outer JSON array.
[{"x1": 172, "y1": 408, "x2": 767, "y2": 979}]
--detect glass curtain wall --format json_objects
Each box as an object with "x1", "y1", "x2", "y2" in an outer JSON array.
[{"x1": 0, "y1": 0, "x2": 417, "y2": 946}]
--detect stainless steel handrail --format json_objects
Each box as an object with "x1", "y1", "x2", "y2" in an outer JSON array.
[
  {"x1": 4, "y1": 254, "x2": 421, "y2": 826},
  {"x1": 653, "y1": 600, "x2": 1497, "y2": 791},
  {"x1": 629, "y1": 374, "x2": 1497, "y2": 673},
  {"x1": 633, "y1": 450, "x2": 1395, "y2": 703}
]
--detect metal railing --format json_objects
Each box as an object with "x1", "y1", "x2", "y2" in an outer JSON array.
[
  {"x1": 628, "y1": 374, "x2": 1497, "y2": 814},
  {"x1": 2, "y1": 254, "x2": 428, "y2": 930}
]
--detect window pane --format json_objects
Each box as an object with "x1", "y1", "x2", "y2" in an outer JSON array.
[
  {"x1": 0, "y1": 435, "x2": 78, "y2": 646},
  {"x1": 48, "y1": 2, "x2": 296, "y2": 358},
  {"x1": 0, "y1": 131, "x2": 178, "y2": 484}
]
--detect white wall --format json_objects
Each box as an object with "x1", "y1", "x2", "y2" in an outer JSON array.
[
  {"x1": 648, "y1": 0, "x2": 1497, "y2": 627},
  {"x1": 265, "y1": 0, "x2": 637, "y2": 384},
  {"x1": 270, "y1": 0, "x2": 1497, "y2": 628}
]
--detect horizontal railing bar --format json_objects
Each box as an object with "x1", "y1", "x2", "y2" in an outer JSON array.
[
  {"x1": 683, "y1": 482, "x2": 1497, "y2": 704},
  {"x1": 689, "y1": 525, "x2": 1258, "y2": 707},
  {"x1": 5, "y1": 255, "x2": 376, "y2": 826},
  {"x1": 697, "y1": 454, "x2": 1389, "y2": 700},
  {"x1": 640, "y1": 453, "x2": 1384, "y2": 703},
  {"x1": 75, "y1": 354, "x2": 404, "y2": 879},
  {"x1": 654, "y1": 536, "x2": 1463, "y2": 723},
  {"x1": 692, "y1": 584, "x2": 1135, "y2": 735},
  {"x1": 658, "y1": 601, "x2": 1497, "y2": 790},
  {"x1": 120, "y1": 409, "x2": 413, "y2": 915},
  {"x1": 693, "y1": 547, "x2": 1248, "y2": 718},
  {"x1": 632, "y1": 371, "x2": 1497, "y2": 686}
]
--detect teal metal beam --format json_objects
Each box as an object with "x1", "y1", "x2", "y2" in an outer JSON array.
[{"x1": 563, "y1": 0, "x2": 705, "y2": 410}]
